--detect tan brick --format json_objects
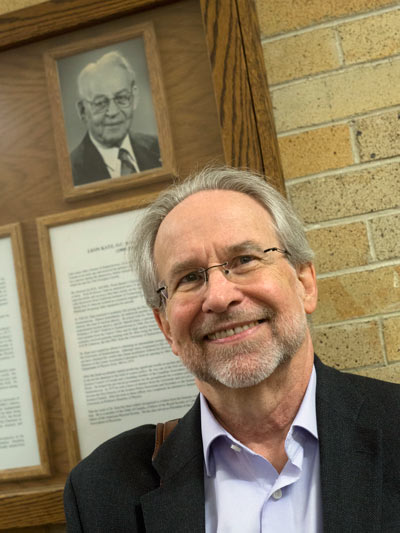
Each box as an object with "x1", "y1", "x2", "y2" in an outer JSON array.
[
  {"x1": 312, "y1": 321, "x2": 383, "y2": 369},
  {"x1": 263, "y1": 29, "x2": 339, "y2": 85},
  {"x1": 355, "y1": 110, "x2": 400, "y2": 162},
  {"x1": 307, "y1": 222, "x2": 369, "y2": 274},
  {"x1": 314, "y1": 265, "x2": 400, "y2": 324},
  {"x1": 255, "y1": 0, "x2": 397, "y2": 37},
  {"x1": 339, "y1": 10, "x2": 400, "y2": 64},
  {"x1": 289, "y1": 163, "x2": 400, "y2": 224},
  {"x1": 350, "y1": 363, "x2": 400, "y2": 384},
  {"x1": 0, "y1": 0, "x2": 45, "y2": 14},
  {"x1": 272, "y1": 59, "x2": 400, "y2": 132},
  {"x1": 383, "y1": 316, "x2": 400, "y2": 362},
  {"x1": 370, "y1": 214, "x2": 400, "y2": 261},
  {"x1": 278, "y1": 125, "x2": 353, "y2": 179}
]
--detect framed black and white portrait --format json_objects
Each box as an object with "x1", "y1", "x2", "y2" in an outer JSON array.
[{"x1": 44, "y1": 23, "x2": 175, "y2": 201}]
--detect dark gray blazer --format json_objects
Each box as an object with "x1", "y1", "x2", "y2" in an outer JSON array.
[
  {"x1": 64, "y1": 357, "x2": 400, "y2": 532},
  {"x1": 70, "y1": 132, "x2": 161, "y2": 187}
]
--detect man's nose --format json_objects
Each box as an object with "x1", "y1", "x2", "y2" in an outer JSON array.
[
  {"x1": 201, "y1": 268, "x2": 242, "y2": 314},
  {"x1": 106, "y1": 98, "x2": 120, "y2": 115}
]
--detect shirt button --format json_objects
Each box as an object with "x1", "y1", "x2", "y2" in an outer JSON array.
[
  {"x1": 272, "y1": 489, "x2": 282, "y2": 500},
  {"x1": 230, "y1": 443, "x2": 241, "y2": 453}
]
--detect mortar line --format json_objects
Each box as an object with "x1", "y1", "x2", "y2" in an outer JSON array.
[
  {"x1": 277, "y1": 103, "x2": 400, "y2": 137},
  {"x1": 378, "y1": 317, "x2": 389, "y2": 365},
  {"x1": 260, "y1": 4, "x2": 400, "y2": 44},
  {"x1": 315, "y1": 257, "x2": 400, "y2": 279},
  {"x1": 284, "y1": 155, "x2": 400, "y2": 185},
  {"x1": 269, "y1": 54, "x2": 400, "y2": 91},
  {"x1": 312, "y1": 309, "x2": 400, "y2": 328},
  {"x1": 348, "y1": 119, "x2": 361, "y2": 165},
  {"x1": 365, "y1": 218, "x2": 378, "y2": 262},
  {"x1": 303, "y1": 207, "x2": 400, "y2": 231},
  {"x1": 342, "y1": 361, "x2": 400, "y2": 374}
]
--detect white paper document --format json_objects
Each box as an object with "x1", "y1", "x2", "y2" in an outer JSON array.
[
  {"x1": 0, "y1": 236, "x2": 40, "y2": 470},
  {"x1": 49, "y1": 209, "x2": 198, "y2": 457}
]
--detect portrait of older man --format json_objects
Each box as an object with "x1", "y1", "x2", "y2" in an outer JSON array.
[
  {"x1": 64, "y1": 168, "x2": 400, "y2": 532},
  {"x1": 70, "y1": 50, "x2": 161, "y2": 187}
]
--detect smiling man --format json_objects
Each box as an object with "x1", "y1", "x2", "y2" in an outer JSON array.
[
  {"x1": 64, "y1": 168, "x2": 400, "y2": 532},
  {"x1": 70, "y1": 51, "x2": 161, "y2": 186}
]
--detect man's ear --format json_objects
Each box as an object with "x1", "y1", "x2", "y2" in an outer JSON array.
[
  {"x1": 76, "y1": 100, "x2": 86, "y2": 121},
  {"x1": 296, "y1": 262, "x2": 318, "y2": 314},
  {"x1": 132, "y1": 85, "x2": 139, "y2": 111},
  {"x1": 153, "y1": 308, "x2": 178, "y2": 355}
]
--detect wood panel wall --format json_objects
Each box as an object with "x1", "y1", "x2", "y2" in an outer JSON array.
[{"x1": 0, "y1": 0, "x2": 282, "y2": 528}]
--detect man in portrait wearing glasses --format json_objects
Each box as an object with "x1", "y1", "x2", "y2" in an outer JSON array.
[
  {"x1": 70, "y1": 50, "x2": 161, "y2": 187},
  {"x1": 64, "y1": 168, "x2": 400, "y2": 532}
]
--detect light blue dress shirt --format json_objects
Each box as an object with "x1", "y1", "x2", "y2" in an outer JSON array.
[{"x1": 200, "y1": 366, "x2": 323, "y2": 532}]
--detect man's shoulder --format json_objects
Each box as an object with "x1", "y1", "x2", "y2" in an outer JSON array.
[
  {"x1": 64, "y1": 425, "x2": 160, "y2": 529},
  {"x1": 340, "y1": 369, "x2": 400, "y2": 414},
  {"x1": 69, "y1": 424, "x2": 157, "y2": 487},
  {"x1": 130, "y1": 131, "x2": 159, "y2": 151},
  {"x1": 70, "y1": 133, "x2": 92, "y2": 161},
  {"x1": 130, "y1": 132, "x2": 162, "y2": 171},
  {"x1": 70, "y1": 133, "x2": 110, "y2": 185},
  {"x1": 316, "y1": 357, "x2": 400, "y2": 429},
  {"x1": 317, "y1": 358, "x2": 400, "y2": 397}
]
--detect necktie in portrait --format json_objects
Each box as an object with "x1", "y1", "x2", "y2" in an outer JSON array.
[{"x1": 118, "y1": 147, "x2": 136, "y2": 175}]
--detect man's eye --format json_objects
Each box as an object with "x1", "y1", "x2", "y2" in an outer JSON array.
[
  {"x1": 93, "y1": 98, "x2": 108, "y2": 107},
  {"x1": 115, "y1": 95, "x2": 130, "y2": 105},
  {"x1": 239, "y1": 255, "x2": 256, "y2": 264},
  {"x1": 230, "y1": 255, "x2": 261, "y2": 272},
  {"x1": 177, "y1": 271, "x2": 203, "y2": 286},
  {"x1": 231, "y1": 255, "x2": 257, "y2": 267}
]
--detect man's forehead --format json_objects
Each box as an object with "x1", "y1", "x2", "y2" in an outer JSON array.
[
  {"x1": 158, "y1": 189, "x2": 275, "y2": 231},
  {"x1": 82, "y1": 65, "x2": 130, "y2": 98},
  {"x1": 154, "y1": 190, "x2": 277, "y2": 264}
]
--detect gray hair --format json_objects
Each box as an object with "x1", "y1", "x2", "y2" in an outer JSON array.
[
  {"x1": 130, "y1": 167, "x2": 314, "y2": 308},
  {"x1": 77, "y1": 51, "x2": 136, "y2": 99}
]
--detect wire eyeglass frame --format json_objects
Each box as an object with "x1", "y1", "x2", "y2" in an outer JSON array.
[{"x1": 156, "y1": 247, "x2": 290, "y2": 305}]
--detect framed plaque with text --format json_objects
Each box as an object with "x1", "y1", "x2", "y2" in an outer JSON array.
[
  {"x1": 38, "y1": 199, "x2": 197, "y2": 466},
  {"x1": 0, "y1": 224, "x2": 49, "y2": 482}
]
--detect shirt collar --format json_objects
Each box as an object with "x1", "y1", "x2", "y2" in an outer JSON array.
[
  {"x1": 200, "y1": 365, "x2": 318, "y2": 477},
  {"x1": 89, "y1": 132, "x2": 138, "y2": 172}
]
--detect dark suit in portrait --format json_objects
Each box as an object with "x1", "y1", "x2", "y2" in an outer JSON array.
[
  {"x1": 64, "y1": 357, "x2": 400, "y2": 533},
  {"x1": 70, "y1": 132, "x2": 161, "y2": 186}
]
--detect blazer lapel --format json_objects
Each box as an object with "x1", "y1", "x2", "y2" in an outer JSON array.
[
  {"x1": 139, "y1": 361, "x2": 384, "y2": 532},
  {"x1": 315, "y1": 358, "x2": 382, "y2": 533},
  {"x1": 140, "y1": 397, "x2": 205, "y2": 532}
]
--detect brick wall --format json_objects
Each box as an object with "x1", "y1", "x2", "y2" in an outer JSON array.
[{"x1": 256, "y1": 0, "x2": 400, "y2": 381}]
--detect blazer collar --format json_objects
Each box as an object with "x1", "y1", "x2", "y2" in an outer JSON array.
[
  {"x1": 315, "y1": 357, "x2": 382, "y2": 533},
  {"x1": 140, "y1": 397, "x2": 205, "y2": 532},
  {"x1": 140, "y1": 359, "x2": 383, "y2": 532}
]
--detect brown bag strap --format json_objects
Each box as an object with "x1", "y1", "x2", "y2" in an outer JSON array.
[{"x1": 152, "y1": 418, "x2": 179, "y2": 461}]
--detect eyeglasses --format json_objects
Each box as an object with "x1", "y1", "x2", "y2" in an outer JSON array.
[
  {"x1": 156, "y1": 247, "x2": 290, "y2": 304},
  {"x1": 82, "y1": 86, "x2": 135, "y2": 114}
]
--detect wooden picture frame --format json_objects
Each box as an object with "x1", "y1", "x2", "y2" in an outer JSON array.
[
  {"x1": 0, "y1": 224, "x2": 50, "y2": 482},
  {"x1": 44, "y1": 22, "x2": 175, "y2": 201},
  {"x1": 37, "y1": 195, "x2": 197, "y2": 467}
]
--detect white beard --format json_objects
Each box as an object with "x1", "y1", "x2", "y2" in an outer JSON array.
[{"x1": 177, "y1": 306, "x2": 308, "y2": 388}]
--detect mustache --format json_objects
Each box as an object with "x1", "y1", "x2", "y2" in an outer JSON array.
[{"x1": 191, "y1": 306, "x2": 277, "y2": 342}]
